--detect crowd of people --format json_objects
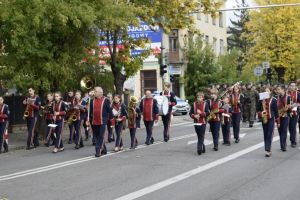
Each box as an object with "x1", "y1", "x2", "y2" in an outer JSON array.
[{"x1": 0, "y1": 80, "x2": 300, "y2": 158}]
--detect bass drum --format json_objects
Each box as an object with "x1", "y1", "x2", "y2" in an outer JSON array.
[{"x1": 154, "y1": 96, "x2": 169, "y2": 116}]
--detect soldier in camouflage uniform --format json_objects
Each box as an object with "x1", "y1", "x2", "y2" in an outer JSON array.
[{"x1": 243, "y1": 84, "x2": 257, "y2": 127}]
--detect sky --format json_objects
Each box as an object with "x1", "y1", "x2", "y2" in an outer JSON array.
[{"x1": 225, "y1": 0, "x2": 255, "y2": 25}]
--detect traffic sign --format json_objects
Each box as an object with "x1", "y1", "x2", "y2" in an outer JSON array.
[
  {"x1": 254, "y1": 66, "x2": 263, "y2": 77},
  {"x1": 262, "y1": 61, "x2": 270, "y2": 69}
]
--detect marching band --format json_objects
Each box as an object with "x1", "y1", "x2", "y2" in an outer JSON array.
[{"x1": 0, "y1": 80, "x2": 300, "y2": 159}]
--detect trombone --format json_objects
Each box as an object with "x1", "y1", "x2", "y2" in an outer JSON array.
[{"x1": 80, "y1": 76, "x2": 95, "y2": 130}]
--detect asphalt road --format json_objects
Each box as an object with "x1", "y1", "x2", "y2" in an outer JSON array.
[{"x1": 1, "y1": 117, "x2": 300, "y2": 200}]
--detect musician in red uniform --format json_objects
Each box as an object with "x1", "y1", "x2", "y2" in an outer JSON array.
[
  {"x1": 189, "y1": 92, "x2": 209, "y2": 155},
  {"x1": 73, "y1": 91, "x2": 87, "y2": 149},
  {"x1": 276, "y1": 85, "x2": 292, "y2": 151},
  {"x1": 128, "y1": 96, "x2": 141, "y2": 149},
  {"x1": 0, "y1": 96, "x2": 9, "y2": 153},
  {"x1": 53, "y1": 92, "x2": 67, "y2": 153},
  {"x1": 221, "y1": 96, "x2": 233, "y2": 145},
  {"x1": 44, "y1": 93, "x2": 55, "y2": 147},
  {"x1": 112, "y1": 95, "x2": 127, "y2": 152},
  {"x1": 208, "y1": 88, "x2": 225, "y2": 151},
  {"x1": 257, "y1": 88, "x2": 279, "y2": 157},
  {"x1": 139, "y1": 90, "x2": 159, "y2": 145},
  {"x1": 23, "y1": 87, "x2": 41, "y2": 150},
  {"x1": 160, "y1": 82, "x2": 177, "y2": 142},
  {"x1": 87, "y1": 87, "x2": 115, "y2": 157},
  {"x1": 65, "y1": 90, "x2": 75, "y2": 144},
  {"x1": 229, "y1": 86, "x2": 244, "y2": 143},
  {"x1": 106, "y1": 93, "x2": 114, "y2": 143},
  {"x1": 288, "y1": 82, "x2": 300, "y2": 147}
]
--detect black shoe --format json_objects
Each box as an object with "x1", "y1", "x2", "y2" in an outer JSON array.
[
  {"x1": 34, "y1": 143, "x2": 39, "y2": 148},
  {"x1": 95, "y1": 153, "x2": 100, "y2": 157},
  {"x1": 164, "y1": 138, "x2": 169, "y2": 142},
  {"x1": 150, "y1": 137, "x2": 154, "y2": 144},
  {"x1": 249, "y1": 124, "x2": 253, "y2": 128},
  {"x1": 202, "y1": 145, "x2": 206, "y2": 153},
  {"x1": 265, "y1": 151, "x2": 271, "y2": 157},
  {"x1": 223, "y1": 142, "x2": 231, "y2": 146},
  {"x1": 213, "y1": 147, "x2": 218, "y2": 151},
  {"x1": 291, "y1": 143, "x2": 297, "y2": 148},
  {"x1": 79, "y1": 143, "x2": 84, "y2": 148},
  {"x1": 3, "y1": 143, "x2": 8, "y2": 153},
  {"x1": 92, "y1": 142, "x2": 96, "y2": 146},
  {"x1": 26, "y1": 146, "x2": 34, "y2": 150},
  {"x1": 197, "y1": 150, "x2": 202, "y2": 155},
  {"x1": 281, "y1": 148, "x2": 286, "y2": 152},
  {"x1": 101, "y1": 150, "x2": 107, "y2": 155},
  {"x1": 235, "y1": 139, "x2": 240, "y2": 143},
  {"x1": 68, "y1": 140, "x2": 72, "y2": 144},
  {"x1": 145, "y1": 141, "x2": 150, "y2": 145},
  {"x1": 75, "y1": 145, "x2": 79, "y2": 149}
]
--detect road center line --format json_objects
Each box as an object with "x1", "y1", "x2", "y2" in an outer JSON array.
[
  {"x1": 115, "y1": 136, "x2": 280, "y2": 200},
  {"x1": 0, "y1": 133, "x2": 196, "y2": 182}
]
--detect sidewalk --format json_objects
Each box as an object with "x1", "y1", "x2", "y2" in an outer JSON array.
[{"x1": 5, "y1": 115, "x2": 191, "y2": 152}]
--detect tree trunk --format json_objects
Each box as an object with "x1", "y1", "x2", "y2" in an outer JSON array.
[
  {"x1": 275, "y1": 67, "x2": 285, "y2": 83},
  {"x1": 112, "y1": 69, "x2": 126, "y2": 95}
]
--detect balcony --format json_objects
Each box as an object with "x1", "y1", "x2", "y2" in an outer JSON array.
[{"x1": 168, "y1": 50, "x2": 184, "y2": 64}]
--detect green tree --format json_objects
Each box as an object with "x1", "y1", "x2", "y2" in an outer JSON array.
[
  {"x1": 227, "y1": 0, "x2": 251, "y2": 74},
  {"x1": 92, "y1": 0, "x2": 222, "y2": 95},
  {"x1": 0, "y1": 0, "x2": 97, "y2": 95},
  {"x1": 184, "y1": 37, "x2": 217, "y2": 102},
  {"x1": 242, "y1": 0, "x2": 300, "y2": 83},
  {"x1": 215, "y1": 49, "x2": 239, "y2": 84}
]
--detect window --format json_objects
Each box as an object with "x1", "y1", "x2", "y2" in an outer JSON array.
[
  {"x1": 205, "y1": 14, "x2": 209, "y2": 23},
  {"x1": 212, "y1": 17, "x2": 216, "y2": 25},
  {"x1": 169, "y1": 29, "x2": 178, "y2": 52},
  {"x1": 140, "y1": 70, "x2": 157, "y2": 96},
  {"x1": 205, "y1": 35, "x2": 209, "y2": 43},
  {"x1": 220, "y1": 39, "x2": 224, "y2": 54},
  {"x1": 197, "y1": 13, "x2": 201, "y2": 20},
  {"x1": 213, "y1": 38, "x2": 217, "y2": 53},
  {"x1": 219, "y1": 12, "x2": 223, "y2": 27}
]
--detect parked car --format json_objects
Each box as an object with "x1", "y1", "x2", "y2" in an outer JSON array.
[
  {"x1": 172, "y1": 96, "x2": 190, "y2": 115},
  {"x1": 150, "y1": 92, "x2": 190, "y2": 115}
]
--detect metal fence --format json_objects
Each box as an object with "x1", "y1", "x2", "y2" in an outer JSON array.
[{"x1": 4, "y1": 95, "x2": 26, "y2": 125}]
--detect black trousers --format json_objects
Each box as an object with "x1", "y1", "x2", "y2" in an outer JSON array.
[
  {"x1": 194, "y1": 124, "x2": 206, "y2": 151},
  {"x1": 92, "y1": 125, "x2": 107, "y2": 155},
  {"x1": 26, "y1": 117, "x2": 39, "y2": 147},
  {"x1": 162, "y1": 112, "x2": 171, "y2": 140},
  {"x1": 144, "y1": 121, "x2": 154, "y2": 144},
  {"x1": 262, "y1": 118, "x2": 275, "y2": 152}
]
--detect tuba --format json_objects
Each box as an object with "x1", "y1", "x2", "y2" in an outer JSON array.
[
  {"x1": 128, "y1": 96, "x2": 138, "y2": 126},
  {"x1": 80, "y1": 76, "x2": 95, "y2": 91}
]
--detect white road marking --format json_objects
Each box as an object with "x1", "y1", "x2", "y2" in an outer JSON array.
[
  {"x1": 187, "y1": 133, "x2": 247, "y2": 145},
  {"x1": 0, "y1": 133, "x2": 196, "y2": 182},
  {"x1": 171, "y1": 122, "x2": 193, "y2": 127},
  {"x1": 115, "y1": 136, "x2": 280, "y2": 200}
]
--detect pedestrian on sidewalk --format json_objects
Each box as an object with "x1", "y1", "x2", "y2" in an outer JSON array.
[{"x1": 0, "y1": 96, "x2": 9, "y2": 153}]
